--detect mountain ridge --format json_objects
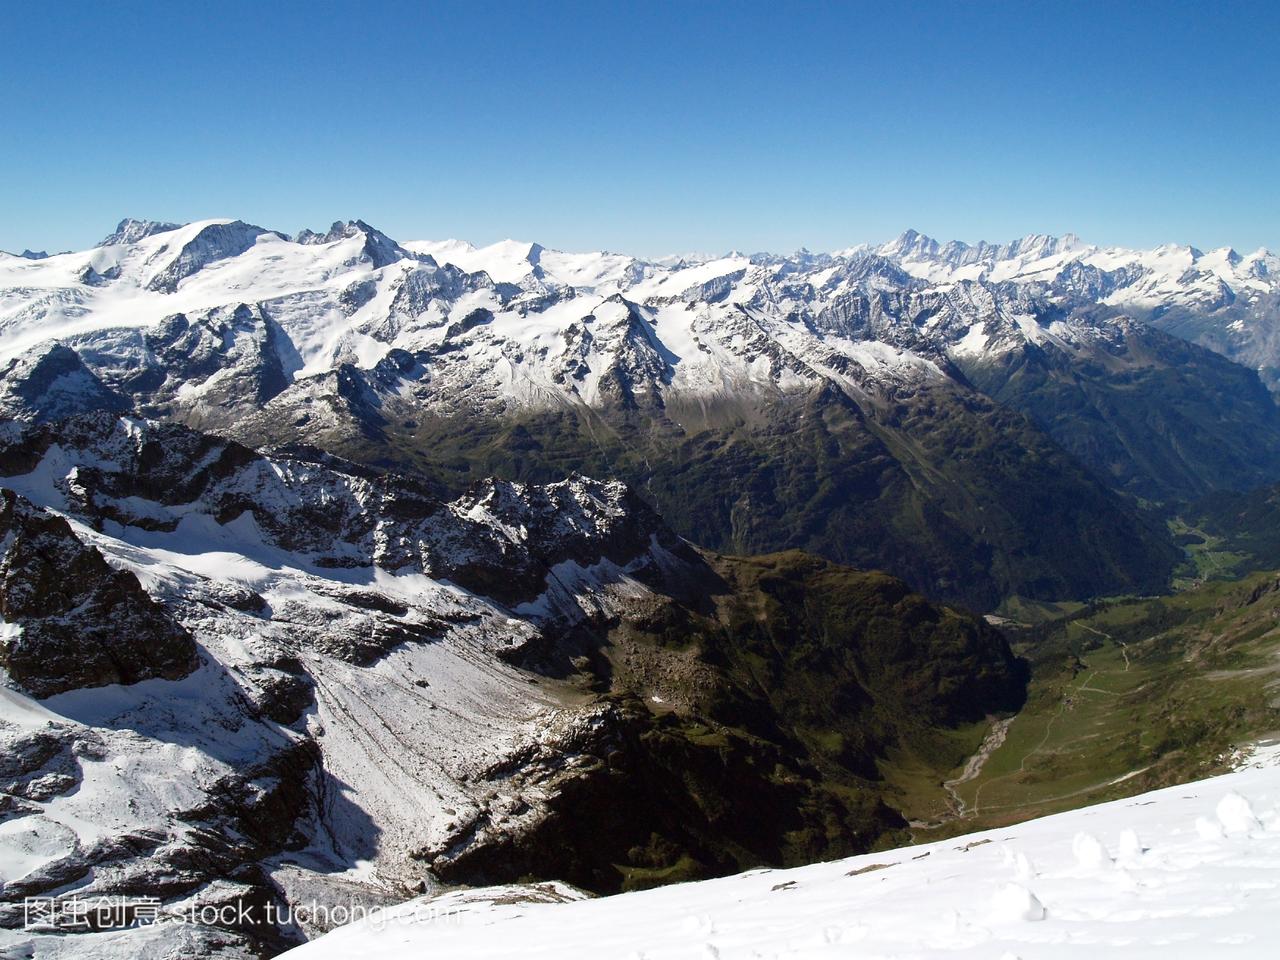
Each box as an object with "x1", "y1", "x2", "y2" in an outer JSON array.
[
  {"x1": 0, "y1": 411, "x2": 1025, "y2": 957},
  {"x1": 4, "y1": 217, "x2": 1279, "y2": 608}
]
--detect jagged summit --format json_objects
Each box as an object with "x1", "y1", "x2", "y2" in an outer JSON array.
[
  {"x1": 878, "y1": 227, "x2": 940, "y2": 260},
  {"x1": 871, "y1": 229, "x2": 1087, "y2": 269},
  {"x1": 296, "y1": 219, "x2": 414, "y2": 268},
  {"x1": 97, "y1": 216, "x2": 182, "y2": 246},
  {"x1": 296, "y1": 218, "x2": 386, "y2": 245}
]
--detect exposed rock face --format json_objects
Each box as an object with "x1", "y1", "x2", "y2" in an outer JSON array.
[
  {"x1": 0, "y1": 488, "x2": 198, "y2": 696},
  {"x1": 419, "y1": 696, "x2": 909, "y2": 893},
  {"x1": 97, "y1": 217, "x2": 181, "y2": 247},
  {"x1": 38, "y1": 302, "x2": 303, "y2": 434},
  {"x1": 0, "y1": 413, "x2": 692, "y2": 612},
  {"x1": 296, "y1": 220, "x2": 415, "y2": 269},
  {"x1": 417, "y1": 549, "x2": 1027, "y2": 895},
  {"x1": 0, "y1": 344, "x2": 131, "y2": 423}
]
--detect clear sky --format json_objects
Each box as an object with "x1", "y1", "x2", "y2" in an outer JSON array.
[{"x1": 2, "y1": 0, "x2": 1277, "y2": 256}]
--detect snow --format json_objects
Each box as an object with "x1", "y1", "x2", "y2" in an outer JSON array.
[
  {"x1": 405, "y1": 238, "x2": 476, "y2": 264},
  {"x1": 988, "y1": 882, "x2": 1046, "y2": 923},
  {"x1": 950, "y1": 321, "x2": 989, "y2": 358},
  {"x1": 405, "y1": 238, "x2": 644, "y2": 295},
  {"x1": 0, "y1": 432, "x2": 647, "y2": 922},
  {"x1": 0, "y1": 817, "x2": 78, "y2": 884},
  {"x1": 0, "y1": 684, "x2": 64, "y2": 729},
  {"x1": 1216, "y1": 792, "x2": 1261, "y2": 834},
  {"x1": 1070, "y1": 831, "x2": 1112, "y2": 870},
  {"x1": 285, "y1": 747, "x2": 1280, "y2": 959},
  {"x1": 0, "y1": 617, "x2": 21, "y2": 645},
  {"x1": 0, "y1": 653, "x2": 294, "y2": 892},
  {"x1": 411, "y1": 238, "x2": 542, "y2": 285},
  {"x1": 4, "y1": 218, "x2": 1279, "y2": 425}
]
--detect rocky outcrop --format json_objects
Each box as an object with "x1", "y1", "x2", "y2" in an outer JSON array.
[
  {"x1": 0, "y1": 344, "x2": 131, "y2": 423},
  {"x1": 0, "y1": 413, "x2": 693, "y2": 613},
  {"x1": 295, "y1": 220, "x2": 413, "y2": 269},
  {"x1": 97, "y1": 217, "x2": 181, "y2": 247},
  {"x1": 0, "y1": 488, "x2": 198, "y2": 696}
]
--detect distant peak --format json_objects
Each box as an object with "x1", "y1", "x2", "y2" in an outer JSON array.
[
  {"x1": 490, "y1": 239, "x2": 544, "y2": 260},
  {"x1": 881, "y1": 229, "x2": 940, "y2": 259},
  {"x1": 298, "y1": 219, "x2": 395, "y2": 245},
  {"x1": 295, "y1": 219, "x2": 412, "y2": 268},
  {"x1": 97, "y1": 218, "x2": 182, "y2": 247}
]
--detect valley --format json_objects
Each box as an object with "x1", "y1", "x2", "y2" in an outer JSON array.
[{"x1": 907, "y1": 572, "x2": 1280, "y2": 840}]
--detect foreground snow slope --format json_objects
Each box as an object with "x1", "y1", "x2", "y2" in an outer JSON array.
[{"x1": 285, "y1": 746, "x2": 1280, "y2": 959}]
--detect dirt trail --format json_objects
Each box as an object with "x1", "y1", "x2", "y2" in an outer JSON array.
[
  {"x1": 968, "y1": 668, "x2": 1100, "y2": 816},
  {"x1": 912, "y1": 625, "x2": 1138, "y2": 831}
]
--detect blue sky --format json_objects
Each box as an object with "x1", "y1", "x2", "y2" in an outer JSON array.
[{"x1": 2, "y1": 1, "x2": 1277, "y2": 255}]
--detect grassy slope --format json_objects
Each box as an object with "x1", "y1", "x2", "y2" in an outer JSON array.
[
  {"x1": 911, "y1": 572, "x2": 1280, "y2": 841},
  {"x1": 1184, "y1": 481, "x2": 1280, "y2": 579},
  {"x1": 477, "y1": 549, "x2": 1029, "y2": 894}
]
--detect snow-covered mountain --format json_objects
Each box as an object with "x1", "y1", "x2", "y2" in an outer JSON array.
[
  {"x1": 283, "y1": 744, "x2": 1280, "y2": 960},
  {"x1": 5, "y1": 218, "x2": 1280, "y2": 609},
  {"x1": 2, "y1": 219, "x2": 1277, "y2": 420},
  {"x1": 0, "y1": 412, "x2": 696, "y2": 957}
]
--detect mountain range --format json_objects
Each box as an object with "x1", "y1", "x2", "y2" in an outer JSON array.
[{"x1": 5, "y1": 219, "x2": 1280, "y2": 609}]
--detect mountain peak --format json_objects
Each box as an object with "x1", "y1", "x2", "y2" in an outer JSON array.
[
  {"x1": 298, "y1": 219, "x2": 393, "y2": 244},
  {"x1": 97, "y1": 217, "x2": 183, "y2": 247},
  {"x1": 880, "y1": 229, "x2": 941, "y2": 260},
  {"x1": 488, "y1": 239, "x2": 544, "y2": 263},
  {"x1": 296, "y1": 219, "x2": 412, "y2": 268}
]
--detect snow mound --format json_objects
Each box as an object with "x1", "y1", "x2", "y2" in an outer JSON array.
[
  {"x1": 1217, "y1": 791, "x2": 1262, "y2": 834},
  {"x1": 1071, "y1": 831, "x2": 1113, "y2": 871},
  {"x1": 988, "y1": 882, "x2": 1046, "y2": 923}
]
